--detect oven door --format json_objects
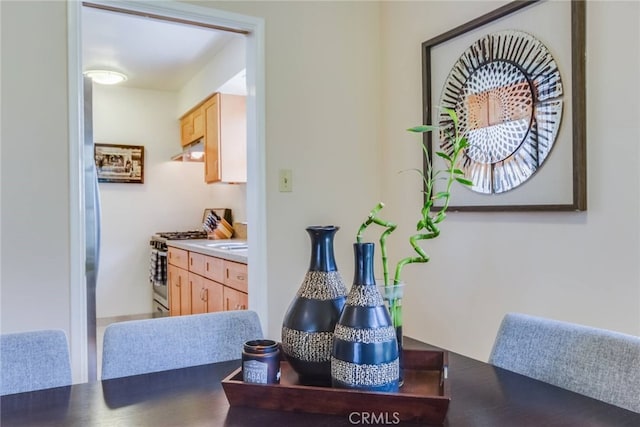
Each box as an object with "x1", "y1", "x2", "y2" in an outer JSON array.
[
  {"x1": 150, "y1": 243, "x2": 169, "y2": 312},
  {"x1": 153, "y1": 282, "x2": 169, "y2": 311},
  {"x1": 152, "y1": 297, "x2": 169, "y2": 316}
]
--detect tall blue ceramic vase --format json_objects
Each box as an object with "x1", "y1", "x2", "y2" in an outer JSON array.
[
  {"x1": 281, "y1": 226, "x2": 348, "y2": 385},
  {"x1": 331, "y1": 242, "x2": 399, "y2": 392}
]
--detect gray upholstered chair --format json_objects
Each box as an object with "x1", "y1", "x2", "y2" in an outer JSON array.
[
  {"x1": 0, "y1": 329, "x2": 72, "y2": 395},
  {"x1": 489, "y1": 312, "x2": 640, "y2": 413},
  {"x1": 101, "y1": 310, "x2": 263, "y2": 380}
]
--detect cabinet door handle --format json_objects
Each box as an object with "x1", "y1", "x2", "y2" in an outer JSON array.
[
  {"x1": 226, "y1": 298, "x2": 230, "y2": 311},
  {"x1": 199, "y1": 288, "x2": 204, "y2": 300},
  {"x1": 189, "y1": 257, "x2": 193, "y2": 266},
  {"x1": 204, "y1": 288, "x2": 208, "y2": 302},
  {"x1": 206, "y1": 261, "x2": 209, "y2": 272}
]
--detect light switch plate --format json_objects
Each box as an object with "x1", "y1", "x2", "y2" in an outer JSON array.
[{"x1": 279, "y1": 169, "x2": 292, "y2": 192}]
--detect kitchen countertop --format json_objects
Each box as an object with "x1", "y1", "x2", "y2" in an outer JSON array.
[{"x1": 166, "y1": 239, "x2": 247, "y2": 264}]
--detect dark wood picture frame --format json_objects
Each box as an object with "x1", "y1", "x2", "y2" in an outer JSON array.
[
  {"x1": 422, "y1": 0, "x2": 586, "y2": 211},
  {"x1": 94, "y1": 143, "x2": 145, "y2": 184}
]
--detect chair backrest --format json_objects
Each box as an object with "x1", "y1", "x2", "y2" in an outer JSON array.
[
  {"x1": 0, "y1": 329, "x2": 72, "y2": 395},
  {"x1": 489, "y1": 312, "x2": 640, "y2": 413},
  {"x1": 101, "y1": 310, "x2": 263, "y2": 380}
]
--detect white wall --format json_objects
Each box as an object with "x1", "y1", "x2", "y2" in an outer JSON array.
[
  {"x1": 1, "y1": 1, "x2": 72, "y2": 335},
  {"x1": 92, "y1": 85, "x2": 213, "y2": 317},
  {"x1": 203, "y1": 1, "x2": 384, "y2": 339},
  {"x1": 378, "y1": 0, "x2": 640, "y2": 360},
  {"x1": 178, "y1": 35, "x2": 246, "y2": 114}
]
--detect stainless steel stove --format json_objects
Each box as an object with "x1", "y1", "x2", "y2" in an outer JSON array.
[
  {"x1": 153, "y1": 230, "x2": 208, "y2": 242},
  {"x1": 149, "y1": 208, "x2": 232, "y2": 314},
  {"x1": 149, "y1": 230, "x2": 208, "y2": 314}
]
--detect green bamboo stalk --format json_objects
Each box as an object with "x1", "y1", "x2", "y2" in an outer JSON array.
[
  {"x1": 393, "y1": 108, "x2": 471, "y2": 284},
  {"x1": 356, "y1": 202, "x2": 396, "y2": 286},
  {"x1": 356, "y1": 108, "x2": 472, "y2": 328}
]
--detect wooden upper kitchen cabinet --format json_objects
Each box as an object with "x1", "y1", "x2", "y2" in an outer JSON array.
[
  {"x1": 180, "y1": 105, "x2": 205, "y2": 147},
  {"x1": 203, "y1": 93, "x2": 247, "y2": 183}
]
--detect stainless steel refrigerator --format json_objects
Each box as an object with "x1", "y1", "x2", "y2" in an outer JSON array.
[{"x1": 84, "y1": 76, "x2": 100, "y2": 381}]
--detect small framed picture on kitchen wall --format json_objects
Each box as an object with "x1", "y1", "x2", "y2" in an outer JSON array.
[{"x1": 94, "y1": 143, "x2": 145, "y2": 184}]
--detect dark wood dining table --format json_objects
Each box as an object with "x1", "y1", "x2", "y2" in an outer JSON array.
[{"x1": 2, "y1": 338, "x2": 638, "y2": 426}]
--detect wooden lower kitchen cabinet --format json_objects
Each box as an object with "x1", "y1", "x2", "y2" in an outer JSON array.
[
  {"x1": 168, "y1": 247, "x2": 189, "y2": 270},
  {"x1": 223, "y1": 260, "x2": 248, "y2": 310},
  {"x1": 168, "y1": 247, "x2": 191, "y2": 316},
  {"x1": 189, "y1": 272, "x2": 224, "y2": 314},
  {"x1": 224, "y1": 286, "x2": 248, "y2": 311},
  {"x1": 168, "y1": 264, "x2": 191, "y2": 316},
  {"x1": 189, "y1": 252, "x2": 224, "y2": 282},
  {"x1": 168, "y1": 245, "x2": 248, "y2": 316},
  {"x1": 224, "y1": 260, "x2": 248, "y2": 293}
]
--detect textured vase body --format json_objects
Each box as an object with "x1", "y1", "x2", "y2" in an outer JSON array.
[
  {"x1": 331, "y1": 243, "x2": 399, "y2": 392},
  {"x1": 281, "y1": 226, "x2": 348, "y2": 385}
]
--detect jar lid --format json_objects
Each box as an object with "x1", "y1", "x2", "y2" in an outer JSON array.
[{"x1": 243, "y1": 339, "x2": 280, "y2": 354}]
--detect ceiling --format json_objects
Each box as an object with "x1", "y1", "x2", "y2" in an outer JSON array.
[{"x1": 82, "y1": 6, "x2": 245, "y2": 92}]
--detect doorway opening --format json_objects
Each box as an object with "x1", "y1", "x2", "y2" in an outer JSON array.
[{"x1": 68, "y1": 1, "x2": 266, "y2": 383}]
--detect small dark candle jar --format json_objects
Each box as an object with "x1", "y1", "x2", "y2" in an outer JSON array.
[{"x1": 242, "y1": 339, "x2": 281, "y2": 384}]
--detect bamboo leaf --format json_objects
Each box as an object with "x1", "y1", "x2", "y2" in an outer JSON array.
[
  {"x1": 407, "y1": 125, "x2": 438, "y2": 133},
  {"x1": 443, "y1": 107, "x2": 458, "y2": 124},
  {"x1": 435, "y1": 151, "x2": 452, "y2": 162},
  {"x1": 456, "y1": 177, "x2": 473, "y2": 186},
  {"x1": 400, "y1": 168, "x2": 426, "y2": 179},
  {"x1": 453, "y1": 168, "x2": 465, "y2": 175}
]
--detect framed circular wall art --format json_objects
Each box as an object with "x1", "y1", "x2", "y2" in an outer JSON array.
[
  {"x1": 439, "y1": 30, "x2": 562, "y2": 195},
  {"x1": 421, "y1": 0, "x2": 586, "y2": 211}
]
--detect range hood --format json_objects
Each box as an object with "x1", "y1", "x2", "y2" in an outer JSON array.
[{"x1": 171, "y1": 139, "x2": 204, "y2": 162}]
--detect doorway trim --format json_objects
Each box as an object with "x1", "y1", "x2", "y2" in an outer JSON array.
[{"x1": 67, "y1": 0, "x2": 266, "y2": 382}]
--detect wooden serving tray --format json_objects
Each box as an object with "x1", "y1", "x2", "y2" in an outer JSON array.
[{"x1": 221, "y1": 349, "x2": 450, "y2": 424}]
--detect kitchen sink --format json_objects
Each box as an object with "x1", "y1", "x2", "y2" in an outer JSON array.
[{"x1": 205, "y1": 242, "x2": 248, "y2": 251}]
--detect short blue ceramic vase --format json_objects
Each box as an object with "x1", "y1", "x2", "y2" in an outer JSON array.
[{"x1": 330, "y1": 242, "x2": 399, "y2": 392}]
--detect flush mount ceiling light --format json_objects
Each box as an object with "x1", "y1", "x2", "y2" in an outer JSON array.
[{"x1": 83, "y1": 69, "x2": 127, "y2": 85}]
